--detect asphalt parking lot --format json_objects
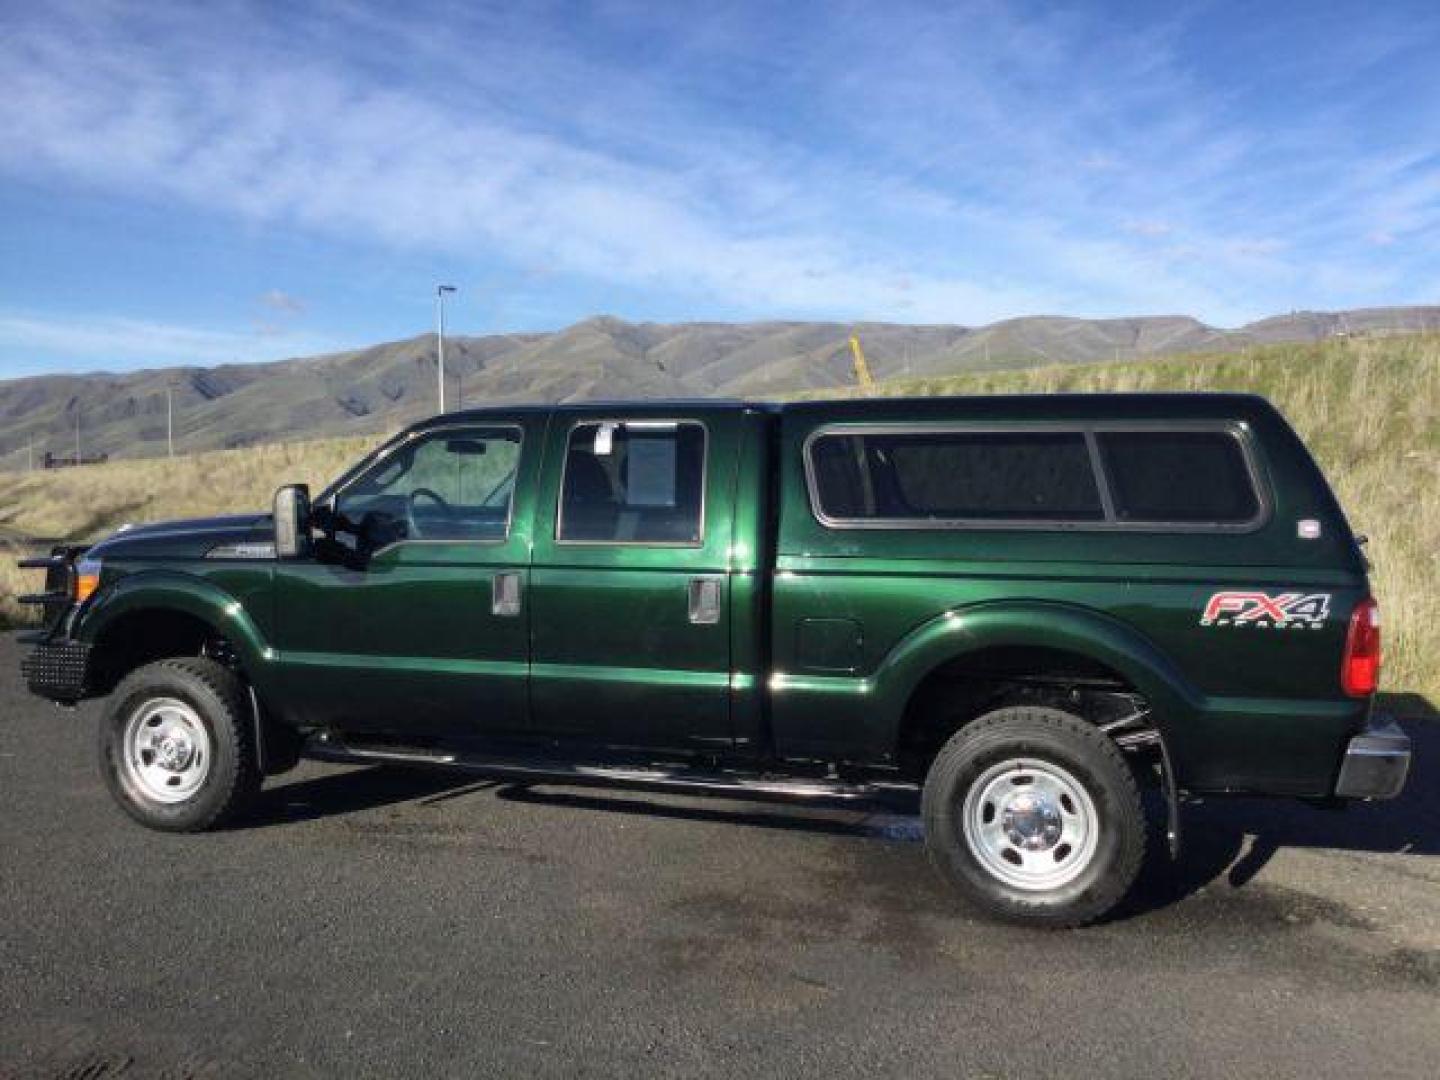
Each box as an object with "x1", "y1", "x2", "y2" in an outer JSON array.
[{"x1": 2, "y1": 635, "x2": 1437, "y2": 1079}]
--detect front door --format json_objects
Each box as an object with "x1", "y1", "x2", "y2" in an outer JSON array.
[
  {"x1": 529, "y1": 411, "x2": 737, "y2": 753},
  {"x1": 271, "y1": 417, "x2": 542, "y2": 739}
]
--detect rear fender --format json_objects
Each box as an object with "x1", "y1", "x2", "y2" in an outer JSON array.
[{"x1": 873, "y1": 600, "x2": 1204, "y2": 766}]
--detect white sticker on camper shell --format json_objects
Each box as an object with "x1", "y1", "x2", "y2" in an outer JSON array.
[{"x1": 1200, "y1": 591, "x2": 1331, "y2": 628}]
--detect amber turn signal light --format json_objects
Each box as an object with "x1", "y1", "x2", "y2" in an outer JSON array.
[{"x1": 73, "y1": 559, "x2": 102, "y2": 604}]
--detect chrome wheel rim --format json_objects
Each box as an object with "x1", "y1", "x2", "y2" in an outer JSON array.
[
  {"x1": 121, "y1": 697, "x2": 212, "y2": 804},
  {"x1": 961, "y1": 758, "x2": 1099, "y2": 891}
]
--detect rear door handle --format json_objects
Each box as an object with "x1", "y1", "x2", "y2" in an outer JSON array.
[
  {"x1": 492, "y1": 571, "x2": 522, "y2": 617},
  {"x1": 687, "y1": 576, "x2": 723, "y2": 625}
]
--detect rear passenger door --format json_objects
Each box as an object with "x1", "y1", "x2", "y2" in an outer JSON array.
[{"x1": 528, "y1": 411, "x2": 739, "y2": 752}]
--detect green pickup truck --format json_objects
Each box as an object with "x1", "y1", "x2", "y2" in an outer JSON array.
[{"x1": 17, "y1": 393, "x2": 1409, "y2": 926}]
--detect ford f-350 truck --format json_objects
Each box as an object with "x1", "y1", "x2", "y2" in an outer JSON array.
[{"x1": 17, "y1": 393, "x2": 1409, "y2": 926}]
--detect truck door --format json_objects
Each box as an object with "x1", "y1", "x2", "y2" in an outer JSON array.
[
  {"x1": 270, "y1": 416, "x2": 542, "y2": 739},
  {"x1": 528, "y1": 410, "x2": 738, "y2": 752}
]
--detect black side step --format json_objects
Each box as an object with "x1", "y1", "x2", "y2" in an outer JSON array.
[{"x1": 304, "y1": 738, "x2": 904, "y2": 804}]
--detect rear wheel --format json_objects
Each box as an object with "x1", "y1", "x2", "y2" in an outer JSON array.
[
  {"x1": 922, "y1": 706, "x2": 1145, "y2": 927},
  {"x1": 100, "y1": 658, "x2": 261, "y2": 832}
]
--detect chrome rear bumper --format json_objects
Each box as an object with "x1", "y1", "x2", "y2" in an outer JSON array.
[{"x1": 1334, "y1": 715, "x2": 1410, "y2": 800}]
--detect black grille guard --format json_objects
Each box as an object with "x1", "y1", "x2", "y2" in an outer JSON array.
[{"x1": 16, "y1": 544, "x2": 87, "y2": 638}]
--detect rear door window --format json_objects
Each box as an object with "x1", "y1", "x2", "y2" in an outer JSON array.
[{"x1": 558, "y1": 421, "x2": 706, "y2": 544}]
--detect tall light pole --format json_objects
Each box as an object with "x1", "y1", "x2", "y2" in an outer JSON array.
[{"x1": 436, "y1": 284, "x2": 457, "y2": 413}]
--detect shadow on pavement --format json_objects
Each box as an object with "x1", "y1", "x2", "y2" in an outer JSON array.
[
  {"x1": 1122, "y1": 694, "x2": 1437, "y2": 916},
  {"x1": 243, "y1": 693, "x2": 1434, "y2": 918},
  {"x1": 494, "y1": 782, "x2": 922, "y2": 838},
  {"x1": 243, "y1": 765, "x2": 495, "y2": 828}
]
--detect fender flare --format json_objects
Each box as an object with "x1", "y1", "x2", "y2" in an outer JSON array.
[
  {"x1": 871, "y1": 599, "x2": 1198, "y2": 857},
  {"x1": 74, "y1": 571, "x2": 277, "y2": 694},
  {"x1": 870, "y1": 598, "x2": 1205, "y2": 760}
]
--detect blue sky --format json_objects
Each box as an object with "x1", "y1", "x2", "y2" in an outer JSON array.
[{"x1": 1, "y1": 0, "x2": 1438, "y2": 377}]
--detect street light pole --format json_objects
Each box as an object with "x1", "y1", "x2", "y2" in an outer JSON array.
[{"x1": 436, "y1": 284, "x2": 457, "y2": 413}]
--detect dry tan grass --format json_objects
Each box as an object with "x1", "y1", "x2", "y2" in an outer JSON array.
[
  {"x1": 0, "y1": 435, "x2": 375, "y2": 626},
  {"x1": 3, "y1": 334, "x2": 1436, "y2": 699},
  {"x1": 0, "y1": 436, "x2": 375, "y2": 541},
  {"x1": 0, "y1": 559, "x2": 34, "y2": 628}
]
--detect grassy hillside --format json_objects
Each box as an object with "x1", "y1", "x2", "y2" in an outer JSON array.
[
  {"x1": 2, "y1": 333, "x2": 1436, "y2": 699},
  {"x1": 0, "y1": 436, "x2": 374, "y2": 626}
]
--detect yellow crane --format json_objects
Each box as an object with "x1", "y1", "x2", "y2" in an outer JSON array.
[{"x1": 847, "y1": 332, "x2": 875, "y2": 392}]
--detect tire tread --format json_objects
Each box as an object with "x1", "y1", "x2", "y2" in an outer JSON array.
[
  {"x1": 102, "y1": 657, "x2": 261, "y2": 832},
  {"x1": 921, "y1": 705, "x2": 1146, "y2": 928}
]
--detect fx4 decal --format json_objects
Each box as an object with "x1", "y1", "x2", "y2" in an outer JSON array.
[{"x1": 1200, "y1": 591, "x2": 1331, "y2": 628}]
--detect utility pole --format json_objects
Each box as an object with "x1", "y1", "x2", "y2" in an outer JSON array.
[
  {"x1": 74, "y1": 402, "x2": 81, "y2": 466},
  {"x1": 27, "y1": 440, "x2": 33, "y2": 472},
  {"x1": 166, "y1": 384, "x2": 175, "y2": 458},
  {"x1": 435, "y1": 284, "x2": 457, "y2": 413}
]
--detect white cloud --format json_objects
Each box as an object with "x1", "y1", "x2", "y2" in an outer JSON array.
[
  {"x1": 1123, "y1": 220, "x2": 1174, "y2": 238},
  {"x1": 0, "y1": 2, "x2": 1205, "y2": 324},
  {"x1": 0, "y1": 6, "x2": 1056, "y2": 325},
  {"x1": 0, "y1": 312, "x2": 340, "y2": 371},
  {"x1": 0, "y1": 0, "x2": 1438, "y2": 335},
  {"x1": 260, "y1": 290, "x2": 306, "y2": 315}
]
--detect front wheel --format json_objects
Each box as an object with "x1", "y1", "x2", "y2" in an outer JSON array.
[
  {"x1": 922, "y1": 706, "x2": 1146, "y2": 928},
  {"x1": 99, "y1": 658, "x2": 262, "y2": 832}
]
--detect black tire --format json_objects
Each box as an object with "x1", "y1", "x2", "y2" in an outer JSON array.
[
  {"x1": 922, "y1": 706, "x2": 1146, "y2": 928},
  {"x1": 99, "y1": 657, "x2": 262, "y2": 832}
]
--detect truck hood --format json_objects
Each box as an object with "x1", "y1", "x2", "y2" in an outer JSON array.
[{"x1": 86, "y1": 512, "x2": 273, "y2": 559}]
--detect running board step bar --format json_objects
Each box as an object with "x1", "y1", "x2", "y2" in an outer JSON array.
[{"x1": 305, "y1": 738, "x2": 898, "y2": 803}]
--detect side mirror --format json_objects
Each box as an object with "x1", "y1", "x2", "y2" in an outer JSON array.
[{"x1": 273, "y1": 484, "x2": 312, "y2": 559}]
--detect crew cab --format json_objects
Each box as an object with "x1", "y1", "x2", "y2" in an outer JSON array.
[{"x1": 16, "y1": 394, "x2": 1409, "y2": 926}]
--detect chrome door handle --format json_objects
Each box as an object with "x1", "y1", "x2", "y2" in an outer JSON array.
[
  {"x1": 492, "y1": 571, "x2": 522, "y2": 617},
  {"x1": 687, "y1": 576, "x2": 722, "y2": 625}
]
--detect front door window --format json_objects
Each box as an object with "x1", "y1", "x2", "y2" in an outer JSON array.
[{"x1": 333, "y1": 426, "x2": 521, "y2": 550}]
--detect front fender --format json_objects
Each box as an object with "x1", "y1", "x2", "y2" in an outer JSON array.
[{"x1": 74, "y1": 570, "x2": 277, "y2": 692}]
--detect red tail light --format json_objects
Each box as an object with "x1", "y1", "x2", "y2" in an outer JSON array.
[{"x1": 1341, "y1": 597, "x2": 1381, "y2": 697}]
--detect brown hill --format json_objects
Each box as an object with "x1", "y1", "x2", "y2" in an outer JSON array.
[{"x1": 2, "y1": 306, "x2": 1437, "y2": 462}]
